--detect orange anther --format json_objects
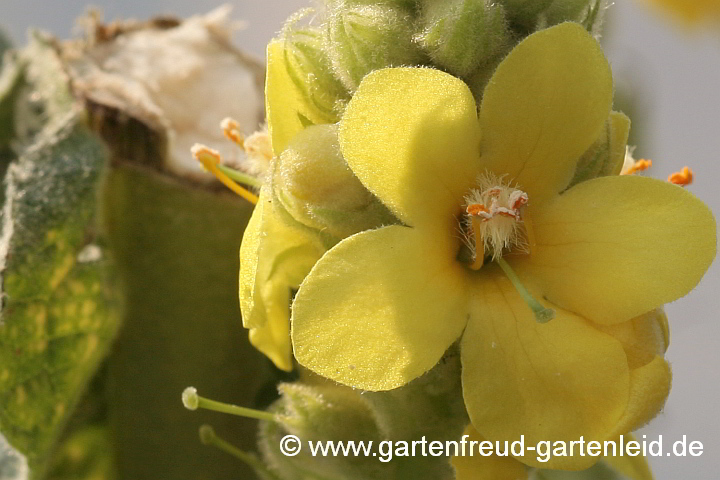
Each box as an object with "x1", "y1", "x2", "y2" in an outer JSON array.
[
  {"x1": 221, "y1": 117, "x2": 245, "y2": 147},
  {"x1": 511, "y1": 196, "x2": 528, "y2": 209},
  {"x1": 622, "y1": 158, "x2": 653, "y2": 175},
  {"x1": 668, "y1": 166, "x2": 694, "y2": 187},
  {"x1": 466, "y1": 204, "x2": 488, "y2": 216}
]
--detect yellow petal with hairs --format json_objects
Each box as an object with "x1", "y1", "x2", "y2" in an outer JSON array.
[
  {"x1": 479, "y1": 22, "x2": 613, "y2": 204},
  {"x1": 461, "y1": 265, "x2": 630, "y2": 470},
  {"x1": 515, "y1": 175, "x2": 716, "y2": 325},
  {"x1": 451, "y1": 425, "x2": 528, "y2": 480},
  {"x1": 265, "y1": 40, "x2": 333, "y2": 155},
  {"x1": 239, "y1": 188, "x2": 325, "y2": 371},
  {"x1": 339, "y1": 67, "x2": 481, "y2": 228},
  {"x1": 292, "y1": 225, "x2": 469, "y2": 390}
]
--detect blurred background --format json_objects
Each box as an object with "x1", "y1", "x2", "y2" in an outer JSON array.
[{"x1": 2, "y1": 1, "x2": 719, "y2": 478}]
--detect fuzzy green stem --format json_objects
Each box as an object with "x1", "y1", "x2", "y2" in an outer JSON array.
[
  {"x1": 199, "y1": 425, "x2": 281, "y2": 480},
  {"x1": 182, "y1": 387, "x2": 279, "y2": 423},
  {"x1": 495, "y1": 258, "x2": 554, "y2": 323}
]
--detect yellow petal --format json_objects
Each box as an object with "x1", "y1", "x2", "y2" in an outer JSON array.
[
  {"x1": 479, "y1": 23, "x2": 612, "y2": 204},
  {"x1": 265, "y1": 39, "x2": 333, "y2": 155},
  {"x1": 462, "y1": 265, "x2": 630, "y2": 470},
  {"x1": 518, "y1": 175, "x2": 717, "y2": 324},
  {"x1": 239, "y1": 188, "x2": 325, "y2": 371},
  {"x1": 339, "y1": 67, "x2": 481, "y2": 228},
  {"x1": 609, "y1": 112, "x2": 632, "y2": 176},
  {"x1": 239, "y1": 191, "x2": 265, "y2": 328},
  {"x1": 610, "y1": 356, "x2": 672, "y2": 437},
  {"x1": 603, "y1": 434, "x2": 655, "y2": 480},
  {"x1": 452, "y1": 425, "x2": 529, "y2": 480},
  {"x1": 597, "y1": 308, "x2": 669, "y2": 369},
  {"x1": 292, "y1": 224, "x2": 469, "y2": 391}
]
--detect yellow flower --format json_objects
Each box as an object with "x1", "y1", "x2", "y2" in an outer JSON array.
[
  {"x1": 238, "y1": 38, "x2": 335, "y2": 371},
  {"x1": 239, "y1": 185, "x2": 325, "y2": 371},
  {"x1": 290, "y1": 23, "x2": 716, "y2": 469},
  {"x1": 641, "y1": 0, "x2": 720, "y2": 24}
]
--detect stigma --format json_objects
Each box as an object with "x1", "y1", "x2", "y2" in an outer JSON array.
[{"x1": 464, "y1": 172, "x2": 529, "y2": 268}]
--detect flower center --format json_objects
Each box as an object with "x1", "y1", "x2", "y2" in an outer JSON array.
[
  {"x1": 464, "y1": 172, "x2": 529, "y2": 269},
  {"x1": 461, "y1": 172, "x2": 554, "y2": 324}
]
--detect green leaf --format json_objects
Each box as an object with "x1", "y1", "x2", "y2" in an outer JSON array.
[
  {"x1": 0, "y1": 36, "x2": 120, "y2": 479},
  {"x1": 44, "y1": 425, "x2": 117, "y2": 480},
  {"x1": 101, "y1": 164, "x2": 270, "y2": 480},
  {"x1": 0, "y1": 52, "x2": 24, "y2": 169}
]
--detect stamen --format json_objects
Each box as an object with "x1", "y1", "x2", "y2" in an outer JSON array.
[
  {"x1": 182, "y1": 387, "x2": 280, "y2": 423},
  {"x1": 198, "y1": 425, "x2": 281, "y2": 479},
  {"x1": 464, "y1": 172, "x2": 529, "y2": 263},
  {"x1": 221, "y1": 117, "x2": 245, "y2": 147},
  {"x1": 668, "y1": 166, "x2": 693, "y2": 186},
  {"x1": 216, "y1": 164, "x2": 263, "y2": 189},
  {"x1": 191, "y1": 144, "x2": 259, "y2": 204},
  {"x1": 621, "y1": 158, "x2": 652, "y2": 175},
  {"x1": 468, "y1": 218, "x2": 485, "y2": 270},
  {"x1": 495, "y1": 258, "x2": 554, "y2": 323},
  {"x1": 466, "y1": 203, "x2": 489, "y2": 217}
]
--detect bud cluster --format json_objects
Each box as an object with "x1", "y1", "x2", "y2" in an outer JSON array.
[{"x1": 278, "y1": 0, "x2": 606, "y2": 117}]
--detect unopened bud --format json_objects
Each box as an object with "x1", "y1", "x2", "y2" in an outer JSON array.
[
  {"x1": 327, "y1": 0, "x2": 418, "y2": 8},
  {"x1": 417, "y1": 0, "x2": 510, "y2": 78},
  {"x1": 567, "y1": 111, "x2": 630, "y2": 188},
  {"x1": 498, "y1": 0, "x2": 553, "y2": 27},
  {"x1": 326, "y1": 3, "x2": 423, "y2": 92},
  {"x1": 277, "y1": 383, "x2": 380, "y2": 442},
  {"x1": 258, "y1": 383, "x2": 387, "y2": 480},
  {"x1": 283, "y1": 26, "x2": 350, "y2": 121},
  {"x1": 273, "y1": 124, "x2": 395, "y2": 238},
  {"x1": 542, "y1": 0, "x2": 595, "y2": 25}
]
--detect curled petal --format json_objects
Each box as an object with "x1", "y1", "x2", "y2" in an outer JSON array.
[{"x1": 239, "y1": 188, "x2": 325, "y2": 371}]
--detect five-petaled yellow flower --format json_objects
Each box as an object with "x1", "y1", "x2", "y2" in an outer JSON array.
[{"x1": 289, "y1": 23, "x2": 716, "y2": 469}]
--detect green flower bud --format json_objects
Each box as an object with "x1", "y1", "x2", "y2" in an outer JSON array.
[
  {"x1": 258, "y1": 383, "x2": 388, "y2": 480},
  {"x1": 465, "y1": 54, "x2": 505, "y2": 102},
  {"x1": 326, "y1": 0, "x2": 419, "y2": 10},
  {"x1": 326, "y1": 3, "x2": 424, "y2": 92},
  {"x1": 282, "y1": 25, "x2": 350, "y2": 122},
  {"x1": 498, "y1": 0, "x2": 553, "y2": 27},
  {"x1": 276, "y1": 383, "x2": 380, "y2": 443},
  {"x1": 567, "y1": 111, "x2": 630, "y2": 188},
  {"x1": 542, "y1": 0, "x2": 594, "y2": 25},
  {"x1": 272, "y1": 123, "x2": 396, "y2": 239},
  {"x1": 417, "y1": 0, "x2": 510, "y2": 78},
  {"x1": 258, "y1": 355, "x2": 468, "y2": 480}
]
